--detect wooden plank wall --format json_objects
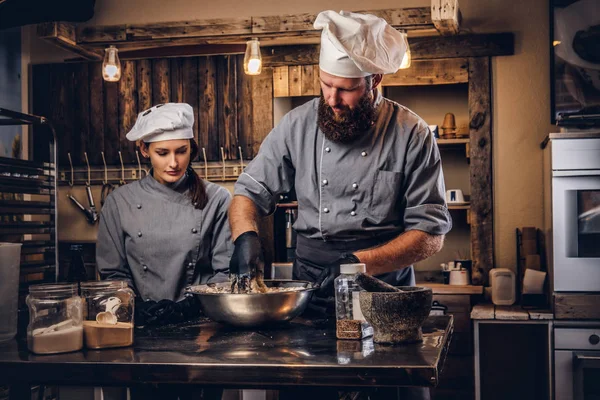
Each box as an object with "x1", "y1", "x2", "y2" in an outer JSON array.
[{"x1": 32, "y1": 55, "x2": 274, "y2": 166}]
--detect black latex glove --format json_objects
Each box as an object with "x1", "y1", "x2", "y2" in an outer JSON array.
[
  {"x1": 315, "y1": 253, "x2": 360, "y2": 298},
  {"x1": 229, "y1": 231, "x2": 265, "y2": 293},
  {"x1": 134, "y1": 296, "x2": 201, "y2": 327}
]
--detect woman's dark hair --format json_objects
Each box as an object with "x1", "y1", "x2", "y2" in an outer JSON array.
[
  {"x1": 187, "y1": 139, "x2": 208, "y2": 210},
  {"x1": 141, "y1": 139, "x2": 207, "y2": 210}
]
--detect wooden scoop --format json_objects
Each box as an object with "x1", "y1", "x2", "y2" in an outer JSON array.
[{"x1": 355, "y1": 272, "x2": 403, "y2": 293}]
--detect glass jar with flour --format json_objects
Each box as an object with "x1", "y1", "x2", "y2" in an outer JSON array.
[{"x1": 26, "y1": 283, "x2": 83, "y2": 354}]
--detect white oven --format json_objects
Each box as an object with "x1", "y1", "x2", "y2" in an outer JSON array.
[
  {"x1": 555, "y1": 323, "x2": 600, "y2": 400},
  {"x1": 551, "y1": 137, "x2": 600, "y2": 292}
]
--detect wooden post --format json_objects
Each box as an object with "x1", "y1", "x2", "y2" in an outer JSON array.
[{"x1": 468, "y1": 57, "x2": 493, "y2": 285}]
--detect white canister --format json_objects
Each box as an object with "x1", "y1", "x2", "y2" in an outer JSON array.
[{"x1": 449, "y1": 270, "x2": 470, "y2": 285}]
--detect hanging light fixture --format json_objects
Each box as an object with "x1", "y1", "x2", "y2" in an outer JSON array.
[
  {"x1": 244, "y1": 38, "x2": 262, "y2": 75},
  {"x1": 399, "y1": 31, "x2": 411, "y2": 70},
  {"x1": 102, "y1": 45, "x2": 122, "y2": 82}
]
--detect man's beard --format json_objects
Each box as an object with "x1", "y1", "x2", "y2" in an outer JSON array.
[{"x1": 317, "y1": 94, "x2": 377, "y2": 144}]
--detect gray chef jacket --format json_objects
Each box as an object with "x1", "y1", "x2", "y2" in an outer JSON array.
[
  {"x1": 234, "y1": 93, "x2": 451, "y2": 277},
  {"x1": 96, "y1": 173, "x2": 233, "y2": 302}
]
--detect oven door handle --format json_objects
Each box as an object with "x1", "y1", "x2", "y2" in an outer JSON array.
[{"x1": 574, "y1": 352, "x2": 600, "y2": 400}]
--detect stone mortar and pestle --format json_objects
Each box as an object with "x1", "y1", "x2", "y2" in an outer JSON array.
[{"x1": 356, "y1": 273, "x2": 432, "y2": 344}]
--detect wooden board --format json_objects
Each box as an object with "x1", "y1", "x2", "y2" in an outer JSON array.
[
  {"x1": 89, "y1": 62, "x2": 105, "y2": 165},
  {"x1": 301, "y1": 65, "x2": 315, "y2": 96},
  {"x1": 136, "y1": 59, "x2": 152, "y2": 112},
  {"x1": 182, "y1": 57, "x2": 199, "y2": 150},
  {"x1": 169, "y1": 58, "x2": 184, "y2": 103},
  {"x1": 273, "y1": 66, "x2": 289, "y2": 97},
  {"x1": 382, "y1": 58, "x2": 468, "y2": 86},
  {"x1": 152, "y1": 59, "x2": 170, "y2": 105},
  {"x1": 419, "y1": 283, "x2": 483, "y2": 295},
  {"x1": 103, "y1": 75, "x2": 120, "y2": 165},
  {"x1": 250, "y1": 67, "x2": 274, "y2": 159},
  {"x1": 198, "y1": 56, "x2": 218, "y2": 161},
  {"x1": 217, "y1": 55, "x2": 238, "y2": 160},
  {"x1": 288, "y1": 65, "x2": 302, "y2": 97},
  {"x1": 55, "y1": 64, "x2": 75, "y2": 167},
  {"x1": 72, "y1": 63, "x2": 90, "y2": 166},
  {"x1": 118, "y1": 60, "x2": 138, "y2": 163},
  {"x1": 495, "y1": 305, "x2": 529, "y2": 320},
  {"x1": 236, "y1": 54, "x2": 253, "y2": 163},
  {"x1": 470, "y1": 303, "x2": 495, "y2": 320},
  {"x1": 555, "y1": 293, "x2": 600, "y2": 320},
  {"x1": 527, "y1": 309, "x2": 553, "y2": 320},
  {"x1": 468, "y1": 57, "x2": 493, "y2": 286}
]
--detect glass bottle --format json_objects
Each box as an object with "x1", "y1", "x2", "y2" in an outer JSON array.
[
  {"x1": 334, "y1": 263, "x2": 373, "y2": 340},
  {"x1": 26, "y1": 283, "x2": 83, "y2": 354},
  {"x1": 80, "y1": 280, "x2": 135, "y2": 349}
]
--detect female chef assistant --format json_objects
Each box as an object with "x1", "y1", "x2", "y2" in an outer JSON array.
[{"x1": 96, "y1": 103, "x2": 232, "y2": 324}]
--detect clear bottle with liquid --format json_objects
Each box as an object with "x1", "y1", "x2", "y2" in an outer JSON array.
[{"x1": 334, "y1": 263, "x2": 373, "y2": 340}]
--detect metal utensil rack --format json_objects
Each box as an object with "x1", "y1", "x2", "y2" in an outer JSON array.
[{"x1": 0, "y1": 108, "x2": 58, "y2": 289}]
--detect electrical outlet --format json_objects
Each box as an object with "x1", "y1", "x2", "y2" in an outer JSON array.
[
  {"x1": 131, "y1": 169, "x2": 137, "y2": 179},
  {"x1": 233, "y1": 167, "x2": 239, "y2": 176}
]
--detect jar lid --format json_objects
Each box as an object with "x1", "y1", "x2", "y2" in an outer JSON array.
[
  {"x1": 340, "y1": 263, "x2": 366, "y2": 274},
  {"x1": 28, "y1": 283, "x2": 78, "y2": 298}
]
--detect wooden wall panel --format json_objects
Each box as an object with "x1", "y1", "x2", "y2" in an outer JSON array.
[
  {"x1": 198, "y1": 56, "x2": 218, "y2": 161},
  {"x1": 468, "y1": 57, "x2": 493, "y2": 285},
  {"x1": 182, "y1": 57, "x2": 199, "y2": 152},
  {"x1": 137, "y1": 59, "x2": 152, "y2": 112},
  {"x1": 152, "y1": 59, "x2": 170, "y2": 104},
  {"x1": 250, "y1": 67, "x2": 274, "y2": 158},
  {"x1": 236, "y1": 54, "x2": 253, "y2": 162},
  {"x1": 382, "y1": 58, "x2": 469, "y2": 86},
  {"x1": 53, "y1": 64, "x2": 75, "y2": 167},
  {"x1": 288, "y1": 65, "x2": 301, "y2": 97},
  {"x1": 32, "y1": 64, "x2": 52, "y2": 163},
  {"x1": 217, "y1": 55, "x2": 238, "y2": 160},
  {"x1": 272, "y1": 66, "x2": 289, "y2": 97},
  {"x1": 72, "y1": 63, "x2": 90, "y2": 166},
  {"x1": 103, "y1": 80, "x2": 119, "y2": 165},
  {"x1": 89, "y1": 63, "x2": 105, "y2": 165},
  {"x1": 300, "y1": 65, "x2": 314, "y2": 96},
  {"x1": 170, "y1": 58, "x2": 183, "y2": 103},
  {"x1": 118, "y1": 60, "x2": 138, "y2": 162}
]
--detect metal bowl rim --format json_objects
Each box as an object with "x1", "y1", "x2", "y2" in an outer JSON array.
[{"x1": 185, "y1": 279, "x2": 317, "y2": 297}]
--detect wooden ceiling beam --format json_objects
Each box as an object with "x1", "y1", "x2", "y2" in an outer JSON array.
[
  {"x1": 262, "y1": 33, "x2": 514, "y2": 66},
  {"x1": 75, "y1": 7, "x2": 438, "y2": 47},
  {"x1": 37, "y1": 22, "x2": 102, "y2": 60}
]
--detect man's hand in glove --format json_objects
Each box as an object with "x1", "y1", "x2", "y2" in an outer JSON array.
[
  {"x1": 229, "y1": 231, "x2": 266, "y2": 293},
  {"x1": 315, "y1": 253, "x2": 360, "y2": 298}
]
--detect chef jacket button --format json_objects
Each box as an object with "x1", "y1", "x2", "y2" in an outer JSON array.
[
  {"x1": 325, "y1": 147, "x2": 331, "y2": 153},
  {"x1": 137, "y1": 231, "x2": 142, "y2": 237},
  {"x1": 361, "y1": 151, "x2": 367, "y2": 157},
  {"x1": 322, "y1": 179, "x2": 328, "y2": 185},
  {"x1": 192, "y1": 228, "x2": 198, "y2": 234},
  {"x1": 188, "y1": 262, "x2": 194, "y2": 269},
  {"x1": 193, "y1": 202, "x2": 198, "y2": 206},
  {"x1": 142, "y1": 265, "x2": 148, "y2": 271},
  {"x1": 323, "y1": 207, "x2": 329, "y2": 213},
  {"x1": 352, "y1": 183, "x2": 358, "y2": 189},
  {"x1": 136, "y1": 204, "x2": 142, "y2": 209},
  {"x1": 350, "y1": 211, "x2": 357, "y2": 216}
]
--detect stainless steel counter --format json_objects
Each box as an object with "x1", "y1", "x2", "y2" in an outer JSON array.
[{"x1": 0, "y1": 315, "x2": 452, "y2": 393}]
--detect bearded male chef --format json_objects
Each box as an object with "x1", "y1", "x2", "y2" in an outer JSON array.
[{"x1": 229, "y1": 10, "x2": 452, "y2": 309}]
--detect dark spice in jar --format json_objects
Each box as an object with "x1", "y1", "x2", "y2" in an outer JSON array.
[{"x1": 336, "y1": 319, "x2": 373, "y2": 340}]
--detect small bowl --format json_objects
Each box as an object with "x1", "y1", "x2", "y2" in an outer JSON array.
[{"x1": 359, "y1": 287, "x2": 432, "y2": 344}]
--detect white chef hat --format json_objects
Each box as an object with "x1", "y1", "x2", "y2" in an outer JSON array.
[
  {"x1": 314, "y1": 10, "x2": 407, "y2": 78},
  {"x1": 126, "y1": 103, "x2": 194, "y2": 143}
]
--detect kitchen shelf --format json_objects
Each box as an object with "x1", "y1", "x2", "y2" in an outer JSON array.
[
  {"x1": 416, "y1": 283, "x2": 483, "y2": 295},
  {"x1": 436, "y1": 138, "x2": 470, "y2": 158}
]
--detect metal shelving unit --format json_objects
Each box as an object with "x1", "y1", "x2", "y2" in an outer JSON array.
[{"x1": 0, "y1": 108, "x2": 59, "y2": 290}]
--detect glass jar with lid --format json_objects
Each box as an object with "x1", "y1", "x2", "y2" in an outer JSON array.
[
  {"x1": 26, "y1": 283, "x2": 83, "y2": 354},
  {"x1": 334, "y1": 263, "x2": 373, "y2": 340},
  {"x1": 80, "y1": 280, "x2": 134, "y2": 349}
]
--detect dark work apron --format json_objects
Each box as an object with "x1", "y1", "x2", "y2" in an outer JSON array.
[{"x1": 293, "y1": 233, "x2": 415, "y2": 316}]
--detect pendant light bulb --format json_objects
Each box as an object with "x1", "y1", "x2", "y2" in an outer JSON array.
[
  {"x1": 244, "y1": 38, "x2": 262, "y2": 75},
  {"x1": 399, "y1": 32, "x2": 411, "y2": 70},
  {"x1": 103, "y1": 45, "x2": 122, "y2": 82}
]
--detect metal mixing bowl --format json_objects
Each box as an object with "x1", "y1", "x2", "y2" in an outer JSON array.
[{"x1": 186, "y1": 280, "x2": 316, "y2": 328}]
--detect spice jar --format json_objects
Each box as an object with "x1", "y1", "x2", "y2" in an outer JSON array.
[
  {"x1": 26, "y1": 283, "x2": 83, "y2": 354},
  {"x1": 80, "y1": 281, "x2": 134, "y2": 349},
  {"x1": 334, "y1": 263, "x2": 373, "y2": 340}
]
